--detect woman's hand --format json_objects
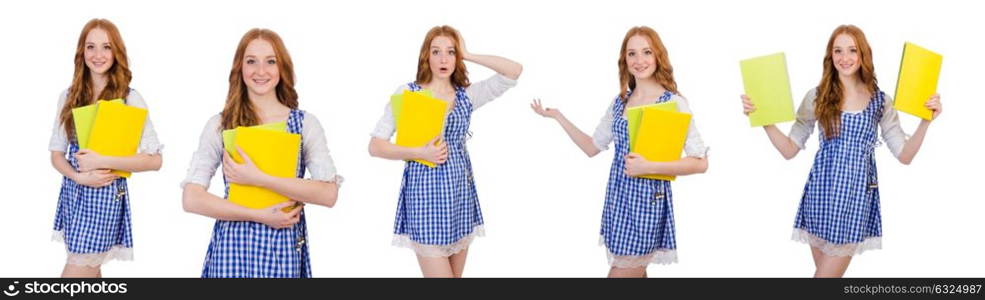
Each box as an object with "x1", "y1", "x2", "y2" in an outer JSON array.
[
  {"x1": 252, "y1": 201, "x2": 303, "y2": 229},
  {"x1": 624, "y1": 153, "x2": 652, "y2": 177},
  {"x1": 925, "y1": 94, "x2": 942, "y2": 120},
  {"x1": 74, "y1": 149, "x2": 107, "y2": 172},
  {"x1": 222, "y1": 147, "x2": 271, "y2": 187},
  {"x1": 416, "y1": 136, "x2": 448, "y2": 165},
  {"x1": 741, "y1": 94, "x2": 757, "y2": 116},
  {"x1": 454, "y1": 28, "x2": 471, "y2": 60},
  {"x1": 531, "y1": 99, "x2": 562, "y2": 119},
  {"x1": 71, "y1": 169, "x2": 118, "y2": 188}
]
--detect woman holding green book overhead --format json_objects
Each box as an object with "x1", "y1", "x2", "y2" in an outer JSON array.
[
  {"x1": 368, "y1": 25, "x2": 522, "y2": 278},
  {"x1": 180, "y1": 28, "x2": 341, "y2": 278},
  {"x1": 49, "y1": 18, "x2": 163, "y2": 278},
  {"x1": 740, "y1": 25, "x2": 942, "y2": 277},
  {"x1": 531, "y1": 26, "x2": 708, "y2": 278}
]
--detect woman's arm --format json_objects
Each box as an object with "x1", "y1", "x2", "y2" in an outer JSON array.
[
  {"x1": 624, "y1": 154, "x2": 708, "y2": 177},
  {"x1": 530, "y1": 99, "x2": 601, "y2": 157},
  {"x1": 222, "y1": 149, "x2": 338, "y2": 207},
  {"x1": 896, "y1": 94, "x2": 942, "y2": 165},
  {"x1": 458, "y1": 34, "x2": 522, "y2": 80},
  {"x1": 51, "y1": 151, "x2": 117, "y2": 187},
  {"x1": 181, "y1": 183, "x2": 301, "y2": 229},
  {"x1": 75, "y1": 150, "x2": 162, "y2": 173},
  {"x1": 742, "y1": 94, "x2": 801, "y2": 159},
  {"x1": 368, "y1": 137, "x2": 448, "y2": 165}
]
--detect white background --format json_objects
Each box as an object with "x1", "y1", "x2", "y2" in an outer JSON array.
[{"x1": 1, "y1": 0, "x2": 982, "y2": 277}]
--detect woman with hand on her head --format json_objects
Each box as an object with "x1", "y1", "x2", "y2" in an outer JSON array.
[{"x1": 369, "y1": 25, "x2": 522, "y2": 278}]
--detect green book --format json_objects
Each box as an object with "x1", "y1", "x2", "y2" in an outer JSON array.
[
  {"x1": 626, "y1": 100, "x2": 678, "y2": 151},
  {"x1": 740, "y1": 52, "x2": 795, "y2": 127},
  {"x1": 71, "y1": 99, "x2": 124, "y2": 148}
]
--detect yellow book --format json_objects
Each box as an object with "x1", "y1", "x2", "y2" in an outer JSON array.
[
  {"x1": 740, "y1": 52, "x2": 795, "y2": 127},
  {"x1": 633, "y1": 108, "x2": 691, "y2": 181},
  {"x1": 227, "y1": 126, "x2": 301, "y2": 210},
  {"x1": 394, "y1": 90, "x2": 449, "y2": 168},
  {"x1": 894, "y1": 42, "x2": 942, "y2": 120},
  {"x1": 72, "y1": 99, "x2": 124, "y2": 149},
  {"x1": 87, "y1": 100, "x2": 148, "y2": 178},
  {"x1": 390, "y1": 89, "x2": 433, "y2": 121},
  {"x1": 221, "y1": 121, "x2": 287, "y2": 157},
  {"x1": 626, "y1": 101, "x2": 678, "y2": 151}
]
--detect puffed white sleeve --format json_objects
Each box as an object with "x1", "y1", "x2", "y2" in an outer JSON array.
[
  {"x1": 591, "y1": 101, "x2": 616, "y2": 152},
  {"x1": 125, "y1": 89, "x2": 164, "y2": 154},
  {"x1": 370, "y1": 85, "x2": 412, "y2": 140},
  {"x1": 788, "y1": 89, "x2": 819, "y2": 150},
  {"x1": 302, "y1": 113, "x2": 343, "y2": 185},
  {"x1": 673, "y1": 95, "x2": 709, "y2": 158},
  {"x1": 179, "y1": 114, "x2": 223, "y2": 189},
  {"x1": 48, "y1": 90, "x2": 70, "y2": 152}
]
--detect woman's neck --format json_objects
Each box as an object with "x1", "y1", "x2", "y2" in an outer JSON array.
[
  {"x1": 89, "y1": 71, "x2": 108, "y2": 101},
  {"x1": 426, "y1": 78, "x2": 454, "y2": 94},
  {"x1": 248, "y1": 92, "x2": 289, "y2": 123},
  {"x1": 838, "y1": 73, "x2": 864, "y2": 94},
  {"x1": 632, "y1": 77, "x2": 667, "y2": 99}
]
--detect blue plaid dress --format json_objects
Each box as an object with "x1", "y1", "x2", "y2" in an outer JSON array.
[
  {"x1": 600, "y1": 90, "x2": 678, "y2": 268},
  {"x1": 53, "y1": 142, "x2": 134, "y2": 266},
  {"x1": 201, "y1": 109, "x2": 312, "y2": 278},
  {"x1": 793, "y1": 90, "x2": 885, "y2": 256},
  {"x1": 392, "y1": 82, "x2": 484, "y2": 257}
]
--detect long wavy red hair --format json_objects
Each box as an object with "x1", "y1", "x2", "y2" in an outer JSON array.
[
  {"x1": 58, "y1": 19, "x2": 132, "y2": 140},
  {"x1": 415, "y1": 25, "x2": 470, "y2": 88},
  {"x1": 815, "y1": 25, "x2": 878, "y2": 139},
  {"x1": 618, "y1": 26, "x2": 678, "y2": 100},
  {"x1": 220, "y1": 28, "x2": 298, "y2": 130}
]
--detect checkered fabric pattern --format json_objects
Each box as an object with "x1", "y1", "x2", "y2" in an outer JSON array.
[
  {"x1": 793, "y1": 91, "x2": 885, "y2": 245},
  {"x1": 599, "y1": 91, "x2": 678, "y2": 259},
  {"x1": 53, "y1": 92, "x2": 135, "y2": 261},
  {"x1": 201, "y1": 109, "x2": 312, "y2": 278},
  {"x1": 392, "y1": 82, "x2": 484, "y2": 246},
  {"x1": 53, "y1": 142, "x2": 134, "y2": 256}
]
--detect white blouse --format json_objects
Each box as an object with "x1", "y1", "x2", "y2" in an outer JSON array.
[
  {"x1": 787, "y1": 89, "x2": 907, "y2": 158},
  {"x1": 180, "y1": 112, "x2": 342, "y2": 189},
  {"x1": 370, "y1": 74, "x2": 518, "y2": 140},
  {"x1": 591, "y1": 94, "x2": 709, "y2": 158},
  {"x1": 48, "y1": 88, "x2": 163, "y2": 154}
]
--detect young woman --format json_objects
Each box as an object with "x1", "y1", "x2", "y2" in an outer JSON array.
[
  {"x1": 49, "y1": 18, "x2": 163, "y2": 278},
  {"x1": 181, "y1": 28, "x2": 341, "y2": 278},
  {"x1": 740, "y1": 25, "x2": 942, "y2": 277},
  {"x1": 368, "y1": 25, "x2": 522, "y2": 278},
  {"x1": 531, "y1": 26, "x2": 708, "y2": 278}
]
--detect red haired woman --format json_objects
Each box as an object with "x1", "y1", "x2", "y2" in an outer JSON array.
[
  {"x1": 741, "y1": 25, "x2": 942, "y2": 277},
  {"x1": 369, "y1": 25, "x2": 522, "y2": 277},
  {"x1": 531, "y1": 26, "x2": 709, "y2": 277},
  {"x1": 181, "y1": 28, "x2": 342, "y2": 278},
  {"x1": 49, "y1": 19, "x2": 163, "y2": 277}
]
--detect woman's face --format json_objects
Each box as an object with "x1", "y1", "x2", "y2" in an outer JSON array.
[
  {"x1": 831, "y1": 33, "x2": 861, "y2": 78},
  {"x1": 241, "y1": 39, "x2": 280, "y2": 97},
  {"x1": 84, "y1": 28, "x2": 114, "y2": 75},
  {"x1": 625, "y1": 35, "x2": 657, "y2": 80},
  {"x1": 428, "y1": 35, "x2": 456, "y2": 80}
]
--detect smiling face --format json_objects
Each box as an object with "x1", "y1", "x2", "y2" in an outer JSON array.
[
  {"x1": 831, "y1": 33, "x2": 861, "y2": 78},
  {"x1": 428, "y1": 35, "x2": 457, "y2": 80},
  {"x1": 84, "y1": 28, "x2": 114, "y2": 75},
  {"x1": 625, "y1": 34, "x2": 657, "y2": 80},
  {"x1": 241, "y1": 39, "x2": 280, "y2": 98}
]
